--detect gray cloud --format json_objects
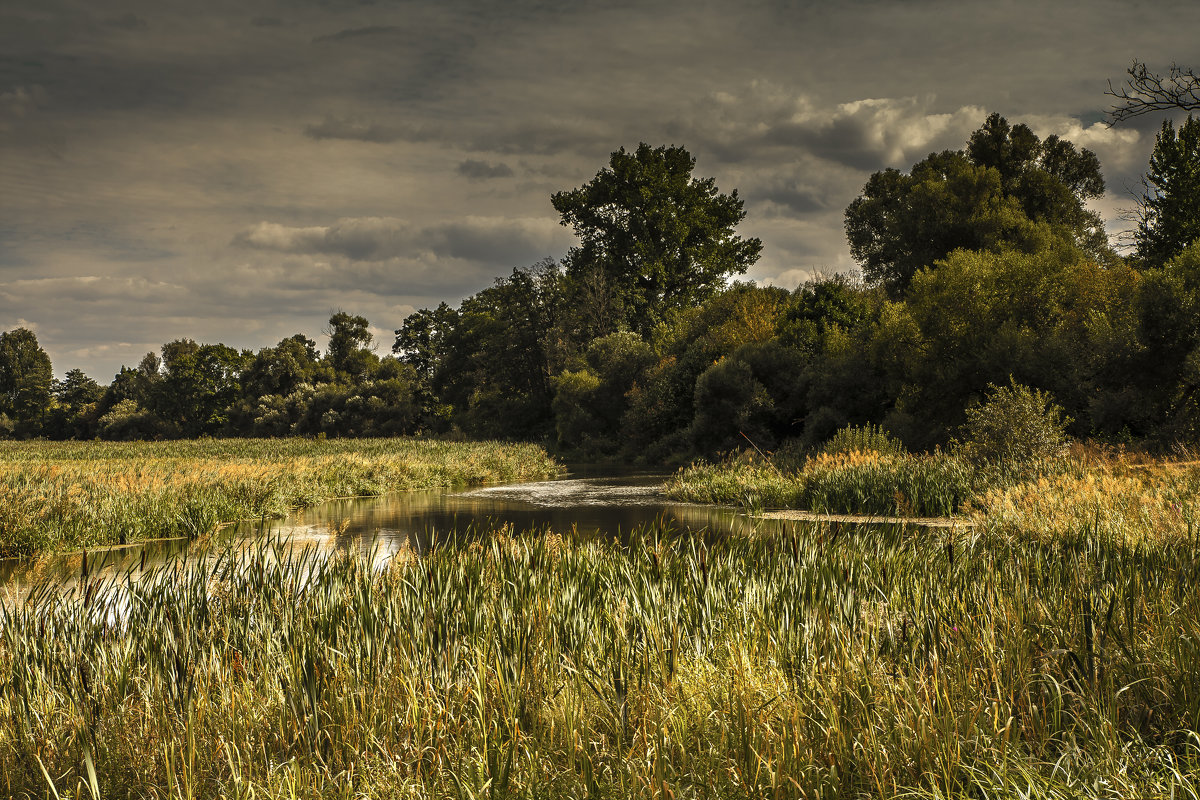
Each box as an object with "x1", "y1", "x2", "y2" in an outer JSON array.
[
  {"x1": 3, "y1": 0, "x2": 1199, "y2": 379},
  {"x1": 233, "y1": 216, "x2": 572, "y2": 267},
  {"x1": 304, "y1": 117, "x2": 408, "y2": 143},
  {"x1": 457, "y1": 159, "x2": 514, "y2": 180},
  {"x1": 312, "y1": 25, "x2": 405, "y2": 44},
  {"x1": 104, "y1": 13, "x2": 148, "y2": 31}
]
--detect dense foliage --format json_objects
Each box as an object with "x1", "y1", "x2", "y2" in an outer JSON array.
[{"x1": 9, "y1": 115, "x2": 1200, "y2": 460}]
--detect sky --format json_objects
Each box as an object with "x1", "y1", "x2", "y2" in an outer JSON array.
[{"x1": 1, "y1": 0, "x2": 1197, "y2": 381}]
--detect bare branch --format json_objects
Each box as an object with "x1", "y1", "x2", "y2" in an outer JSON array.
[{"x1": 1106, "y1": 60, "x2": 1200, "y2": 125}]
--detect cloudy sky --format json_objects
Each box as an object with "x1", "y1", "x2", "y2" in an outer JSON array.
[{"x1": 2, "y1": 0, "x2": 1197, "y2": 380}]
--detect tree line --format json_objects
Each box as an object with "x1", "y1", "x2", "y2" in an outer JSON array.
[{"x1": 4, "y1": 109, "x2": 1200, "y2": 458}]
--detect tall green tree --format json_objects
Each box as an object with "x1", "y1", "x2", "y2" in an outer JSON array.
[
  {"x1": 552, "y1": 143, "x2": 762, "y2": 336},
  {"x1": 326, "y1": 312, "x2": 377, "y2": 381},
  {"x1": 845, "y1": 113, "x2": 1110, "y2": 295},
  {"x1": 0, "y1": 327, "x2": 53, "y2": 430},
  {"x1": 1136, "y1": 115, "x2": 1200, "y2": 267},
  {"x1": 155, "y1": 339, "x2": 249, "y2": 436}
]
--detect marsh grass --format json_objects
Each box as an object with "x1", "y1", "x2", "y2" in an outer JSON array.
[
  {"x1": 2, "y1": 520, "x2": 1197, "y2": 799},
  {"x1": 667, "y1": 450, "x2": 975, "y2": 518},
  {"x1": 971, "y1": 453, "x2": 1200, "y2": 547},
  {"x1": 0, "y1": 439, "x2": 560, "y2": 558}
]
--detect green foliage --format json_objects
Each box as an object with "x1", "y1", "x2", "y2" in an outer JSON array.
[
  {"x1": 553, "y1": 143, "x2": 762, "y2": 335},
  {"x1": 1137, "y1": 114, "x2": 1200, "y2": 267},
  {"x1": 688, "y1": 357, "x2": 774, "y2": 455},
  {"x1": 776, "y1": 273, "x2": 875, "y2": 355},
  {"x1": 550, "y1": 369, "x2": 604, "y2": 450},
  {"x1": 822, "y1": 423, "x2": 905, "y2": 456},
  {"x1": 957, "y1": 380, "x2": 1071, "y2": 473},
  {"x1": 845, "y1": 113, "x2": 1111, "y2": 295},
  {"x1": 326, "y1": 311, "x2": 377, "y2": 380},
  {"x1": 0, "y1": 327, "x2": 52, "y2": 431},
  {"x1": 155, "y1": 339, "x2": 250, "y2": 437}
]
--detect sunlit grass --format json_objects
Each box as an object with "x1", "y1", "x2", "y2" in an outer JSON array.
[
  {"x1": 2, "y1": 521, "x2": 1197, "y2": 798},
  {"x1": 0, "y1": 439, "x2": 561, "y2": 558},
  {"x1": 665, "y1": 450, "x2": 975, "y2": 517},
  {"x1": 970, "y1": 455, "x2": 1200, "y2": 547}
]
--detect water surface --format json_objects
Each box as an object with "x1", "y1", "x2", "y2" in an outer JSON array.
[{"x1": 0, "y1": 467, "x2": 769, "y2": 591}]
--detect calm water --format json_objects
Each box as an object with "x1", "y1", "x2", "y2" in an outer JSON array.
[{"x1": 0, "y1": 467, "x2": 780, "y2": 591}]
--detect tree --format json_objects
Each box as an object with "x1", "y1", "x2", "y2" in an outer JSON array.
[
  {"x1": 552, "y1": 143, "x2": 762, "y2": 336},
  {"x1": 47, "y1": 368, "x2": 104, "y2": 439},
  {"x1": 242, "y1": 334, "x2": 321, "y2": 399},
  {"x1": 1135, "y1": 115, "x2": 1200, "y2": 267},
  {"x1": 326, "y1": 312, "x2": 377, "y2": 381},
  {"x1": 155, "y1": 339, "x2": 249, "y2": 436},
  {"x1": 1107, "y1": 60, "x2": 1200, "y2": 124},
  {"x1": 0, "y1": 327, "x2": 52, "y2": 429},
  {"x1": 844, "y1": 113, "x2": 1109, "y2": 296}
]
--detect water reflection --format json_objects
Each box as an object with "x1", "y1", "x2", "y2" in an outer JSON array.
[{"x1": 0, "y1": 468, "x2": 802, "y2": 595}]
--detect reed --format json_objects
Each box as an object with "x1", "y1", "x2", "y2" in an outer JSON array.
[
  {"x1": 2, "y1": 517, "x2": 1196, "y2": 798},
  {"x1": 0, "y1": 439, "x2": 560, "y2": 558},
  {"x1": 666, "y1": 449, "x2": 975, "y2": 517}
]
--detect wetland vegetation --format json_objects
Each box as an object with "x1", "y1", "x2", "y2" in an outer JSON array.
[
  {"x1": 3, "y1": 515, "x2": 1198, "y2": 799},
  {"x1": 0, "y1": 439, "x2": 559, "y2": 558}
]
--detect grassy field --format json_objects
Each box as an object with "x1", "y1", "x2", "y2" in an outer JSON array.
[
  {"x1": 2, "y1": 516, "x2": 1197, "y2": 799},
  {"x1": 665, "y1": 448, "x2": 1200, "y2": 546},
  {"x1": 0, "y1": 439, "x2": 561, "y2": 558}
]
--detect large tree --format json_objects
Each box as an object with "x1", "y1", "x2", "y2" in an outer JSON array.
[
  {"x1": 844, "y1": 113, "x2": 1110, "y2": 296},
  {"x1": 1136, "y1": 115, "x2": 1200, "y2": 267},
  {"x1": 326, "y1": 311, "x2": 377, "y2": 381},
  {"x1": 0, "y1": 327, "x2": 53, "y2": 428},
  {"x1": 552, "y1": 143, "x2": 762, "y2": 336}
]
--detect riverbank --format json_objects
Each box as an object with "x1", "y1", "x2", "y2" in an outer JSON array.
[
  {"x1": 5, "y1": 521, "x2": 1197, "y2": 798},
  {"x1": 0, "y1": 439, "x2": 561, "y2": 558},
  {"x1": 665, "y1": 449, "x2": 1200, "y2": 546}
]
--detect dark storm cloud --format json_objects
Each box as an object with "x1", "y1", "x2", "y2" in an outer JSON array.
[
  {"x1": 3, "y1": 0, "x2": 1200, "y2": 378},
  {"x1": 311, "y1": 25, "x2": 405, "y2": 44},
  {"x1": 304, "y1": 117, "x2": 408, "y2": 143},
  {"x1": 457, "y1": 160, "x2": 514, "y2": 180},
  {"x1": 104, "y1": 13, "x2": 148, "y2": 31}
]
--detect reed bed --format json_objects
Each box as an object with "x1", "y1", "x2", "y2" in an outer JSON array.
[
  {"x1": 0, "y1": 439, "x2": 560, "y2": 558},
  {"x1": 666, "y1": 451, "x2": 975, "y2": 518},
  {"x1": 971, "y1": 457, "x2": 1200, "y2": 547},
  {"x1": 2, "y1": 521, "x2": 1197, "y2": 799}
]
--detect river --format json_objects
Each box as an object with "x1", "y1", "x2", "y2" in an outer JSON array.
[{"x1": 0, "y1": 466, "x2": 776, "y2": 591}]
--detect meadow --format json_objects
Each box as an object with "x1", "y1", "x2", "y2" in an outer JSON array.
[
  {"x1": 0, "y1": 439, "x2": 561, "y2": 558},
  {"x1": 2, "y1": 514, "x2": 1197, "y2": 799}
]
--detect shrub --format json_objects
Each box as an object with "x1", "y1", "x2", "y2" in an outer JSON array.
[
  {"x1": 957, "y1": 379, "x2": 1071, "y2": 476},
  {"x1": 822, "y1": 423, "x2": 905, "y2": 457}
]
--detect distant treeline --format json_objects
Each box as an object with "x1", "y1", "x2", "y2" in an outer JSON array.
[{"x1": 4, "y1": 113, "x2": 1200, "y2": 458}]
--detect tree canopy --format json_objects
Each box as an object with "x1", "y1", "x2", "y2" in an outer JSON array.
[
  {"x1": 0, "y1": 328, "x2": 52, "y2": 429},
  {"x1": 844, "y1": 113, "x2": 1109, "y2": 296},
  {"x1": 1136, "y1": 115, "x2": 1200, "y2": 267},
  {"x1": 552, "y1": 143, "x2": 762, "y2": 336}
]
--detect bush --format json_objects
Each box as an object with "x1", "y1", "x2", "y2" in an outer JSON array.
[
  {"x1": 957, "y1": 380, "x2": 1071, "y2": 475},
  {"x1": 822, "y1": 423, "x2": 905, "y2": 457}
]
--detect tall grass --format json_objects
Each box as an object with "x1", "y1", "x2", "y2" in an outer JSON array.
[
  {"x1": 667, "y1": 450, "x2": 975, "y2": 517},
  {"x1": 0, "y1": 439, "x2": 560, "y2": 558},
  {"x1": 2, "y1": 520, "x2": 1197, "y2": 798}
]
